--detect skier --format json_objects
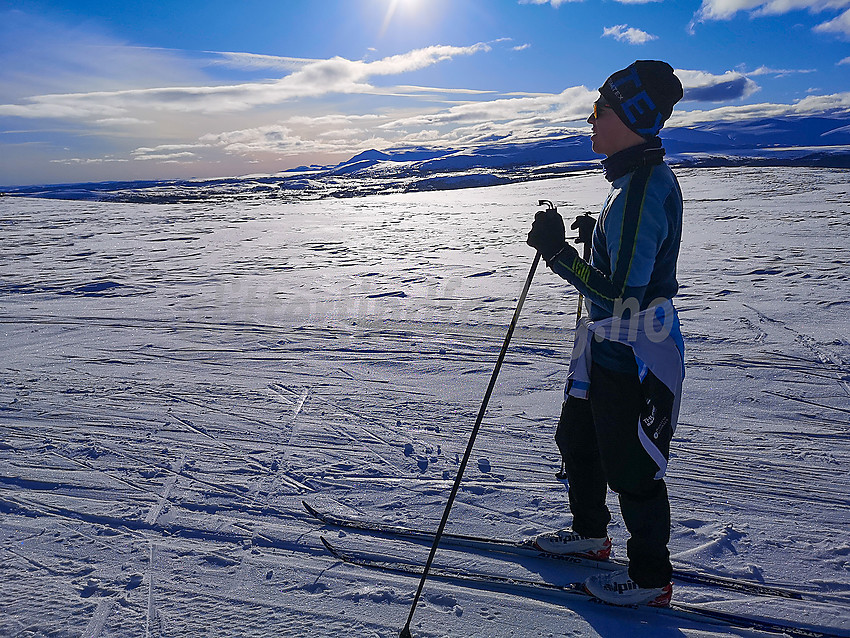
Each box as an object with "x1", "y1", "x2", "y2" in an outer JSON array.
[{"x1": 526, "y1": 60, "x2": 685, "y2": 607}]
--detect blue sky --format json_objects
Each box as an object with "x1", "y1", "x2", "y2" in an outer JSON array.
[{"x1": 1, "y1": 0, "x2": 848, "y2": 185}]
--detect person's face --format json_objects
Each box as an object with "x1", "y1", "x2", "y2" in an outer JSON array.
[{"x1": 587, "y1": 97, "x2": 646, "y2": 157}]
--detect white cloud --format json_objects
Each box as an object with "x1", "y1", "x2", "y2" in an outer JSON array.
[
  {"x1": 0, "y1": 100, "x2": 125, "y2": 120},
  {"x1": 133, "y1": 143, "x2": 207, "y2": 154},
  {"x1": 794, "y1": 91, "x2": 850, "y2": 110},
  {"x1": 693, "y1": 1, "x2": 850, "y2": 35},
  {"x1": 0, "y1": 11, "x2": 208, "y2": 101},
  {"x1": 205, "y1": 52, "x2": 319, "y2": 71},
  {"x1": 382, "y1": 86, "x2": 594, "y2": 127},
  {"x1": 696, "y1": 1, "x2": 850, "y2": 20},
  {"x1": 674, "y1": 65, "x2": 816, "y2": 103},
  {"x1": 839, "y1": 56, "x2": 850, "y2": 63},
  {"x1": 676, "y1": 69, "x2": 761, "y2": 101},
  {"x1": 95, "y1": 117, "x2": 154, "y2": 126},
  {"x1": 363, "y1": 43, "x2": 492, "y2": 75},
  {"x1": 317, "y1": 128, "x2": 365, "y2": 139},
  {"x1": 194, "y1": 85, "x2": 597, "y2": 159},
  {"x1": 130, "y1": 143, "x2": 209, "y2": 162},
  {"x1": 602, "y1": 24, "x2": 659, "y2": 44},
  {"x1": 513, "y1": 43, "x2": 532, "y2": 51},
  {"x1": 133, "y1": 152, "x2": 197, "y2": 161},
  {"x1": 285, "y1": 114, "x2": 386, "y2": 128},
  {"x1": 199, "y1": 123, "x2": 393, "y2": 156},
  {"x1": 389, "y1": 85, "x2": 495, "y2": 95},
  {"x1": 0, "y1": 43, "x2": 494, "y2": 120},
  {"x1": 813, "y1": 7, "x2": 850, "y2": 33},
  {"x1": 50, "y1": 157, "x2": 129, "y2": 165},
  {"x1": 756, "y1": 0, "x2": 850, "y2": 14},
  {"x1": 667, "y1": 91, "x2": 850, "y2": 126},
  {"x1": 746, "y1": 65, "x2": 816, "y2": 75}
]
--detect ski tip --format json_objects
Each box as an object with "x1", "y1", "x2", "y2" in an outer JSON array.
[
  {"x1": 319, "y1": 536, "x2": 341, "y2": 559},
  {"x1": 303, "y1": 500, "x2": 324, "y2": 520},
  {"x1": 319, "y1": 535, "x2": 343, "y2": 559}
]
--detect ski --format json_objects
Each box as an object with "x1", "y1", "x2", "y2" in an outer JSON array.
[
  {"x1": 320, "y1": 536, "x2": 842, "y2": 638},
  {"x1": 304, "y1": 500, "x2": 845, "y2": 603}
]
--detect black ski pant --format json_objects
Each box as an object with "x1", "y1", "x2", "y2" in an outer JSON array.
[{"x1": 555, "y1": 361, "x2": 673, "y2": 588}]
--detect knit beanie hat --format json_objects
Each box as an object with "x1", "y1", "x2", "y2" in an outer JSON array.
[{"x1": 598, "y1": 60, "x2": 683, "y2": 139}]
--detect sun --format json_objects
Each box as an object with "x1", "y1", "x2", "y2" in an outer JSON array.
[
  {"x1": 388, "y1": 0, "x2": 421, "y2": 9},
  {"x1": 380, "y1": 0, "x2": 423, "y2": 37}
]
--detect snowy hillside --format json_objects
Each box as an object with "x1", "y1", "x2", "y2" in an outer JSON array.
[
  {"x1": 1, "y1": 167, "x2": 849, "y2": 637},
  {"x1": 3, "y1": 113, "x2": 849, "y2": 203}
]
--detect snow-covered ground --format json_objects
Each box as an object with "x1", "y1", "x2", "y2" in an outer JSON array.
[{"x1": 1, "y1": 167, "x2": 848, "y2": 637}]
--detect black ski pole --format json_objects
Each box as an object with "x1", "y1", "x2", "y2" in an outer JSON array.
[{"x1": 398, "y1": 202, "x2": 549, "y2": 638}]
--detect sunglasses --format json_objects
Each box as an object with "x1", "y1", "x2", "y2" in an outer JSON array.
[{"x1": 593, "y1": 100, "x2": 612, "y2": 119}]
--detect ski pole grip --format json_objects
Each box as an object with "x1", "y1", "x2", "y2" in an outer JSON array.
[{"x1": 571, "y1": 212, "x2": 595, "y2": 259}]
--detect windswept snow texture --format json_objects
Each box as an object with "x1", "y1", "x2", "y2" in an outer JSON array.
[{"x1": 1, "y1": 167, "x2": 849, "y2": 637}]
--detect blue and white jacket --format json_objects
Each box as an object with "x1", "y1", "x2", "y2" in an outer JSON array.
[{"x1": 548, "y1": 139, "x2": 684, "y2": 372}]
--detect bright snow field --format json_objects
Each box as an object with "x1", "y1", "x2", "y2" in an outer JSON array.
[{"x1": 0, "y1": 167, "x2": 848, "y2": 637}]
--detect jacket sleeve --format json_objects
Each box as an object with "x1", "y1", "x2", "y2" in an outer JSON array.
[{"x1": 547, "y1": 165, "x2": 668, "y2": 315}]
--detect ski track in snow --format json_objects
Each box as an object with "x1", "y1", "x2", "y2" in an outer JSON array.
[{"x1": 0, "y1": 167, "x2": 848, "y2": 637}]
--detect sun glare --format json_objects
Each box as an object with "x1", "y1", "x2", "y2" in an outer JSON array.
[{"x1": 380, "y1": 0, "x2": 422, "y2": 37}]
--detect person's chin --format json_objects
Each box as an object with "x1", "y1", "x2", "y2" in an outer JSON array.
[{"x1": 590, "y1": 136, "x2": 604, "y2": 155}]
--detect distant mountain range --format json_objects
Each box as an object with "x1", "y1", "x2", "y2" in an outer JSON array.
[{"x1": 3, "y1": 115, "x2": 849, "y2": 203}]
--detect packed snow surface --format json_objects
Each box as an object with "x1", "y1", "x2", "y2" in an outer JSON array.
[{"x1": 1, "y1": 167, "x2": 848, "y2": 637}]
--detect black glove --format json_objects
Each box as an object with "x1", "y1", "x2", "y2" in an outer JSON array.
[
  {"x1": 571, "y1": 213, "x2": 596, "y2": 249},
  {"x1": 527, "y1": 208, "x2": 566, "y2": 261}
]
